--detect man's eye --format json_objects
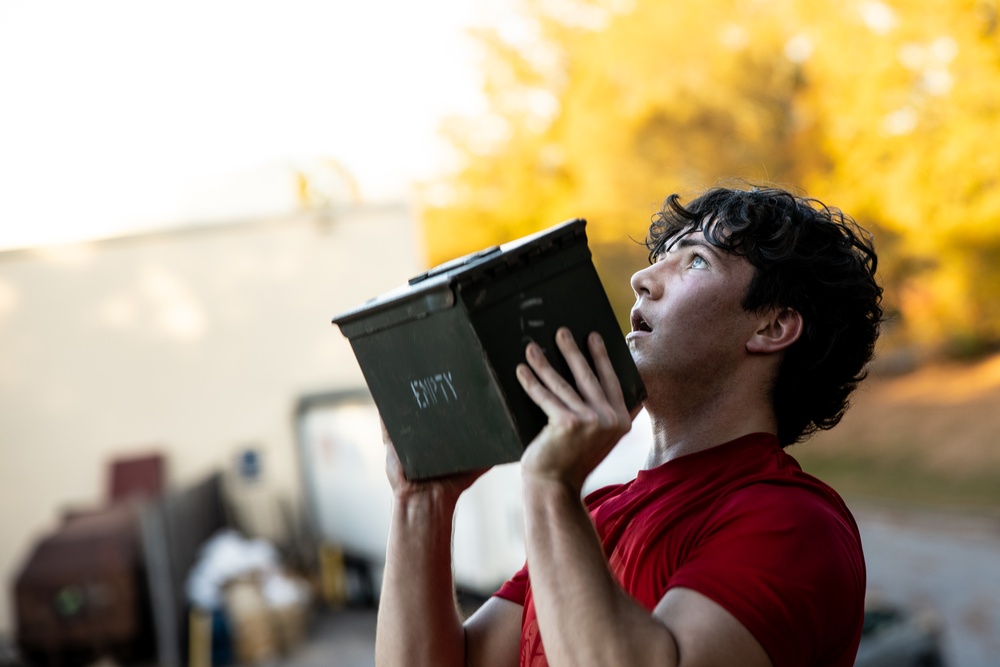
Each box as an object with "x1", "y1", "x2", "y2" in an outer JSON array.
[{"x1": 690, "y1": 255, "x2": 708, "y2": 269}]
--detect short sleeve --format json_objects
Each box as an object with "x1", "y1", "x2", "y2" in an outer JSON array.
[
  {"x1": 494, "y1": 562, "x2": 529, "y2": 605},
  {"x1": 667, "y1": 483, "x2": 865, "y2": 667}
]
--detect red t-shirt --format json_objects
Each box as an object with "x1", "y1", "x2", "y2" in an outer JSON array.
[{"x1": 495, "y1": 433, "x2": 866, "y2": 667}]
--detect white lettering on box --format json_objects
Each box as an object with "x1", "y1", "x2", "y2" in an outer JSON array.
[{"x1": 410, "y1": 371, "x2": 458, "y2": 409}]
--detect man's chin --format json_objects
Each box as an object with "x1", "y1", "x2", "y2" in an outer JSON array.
[{"x1": 628, "y1": 349, "x2": 653, "y2": 381}]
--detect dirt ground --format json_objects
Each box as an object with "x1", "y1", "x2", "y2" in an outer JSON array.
[{"x1": 792, "y1": 349, "x2": 1000, "y2": 508}]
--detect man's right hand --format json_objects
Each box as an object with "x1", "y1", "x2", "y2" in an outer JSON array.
[
  {"x1": 380, "y1": 416, "x2": 488, "y2": 502},
  {"x1": 376, "y1": 417, "x2": 517, "y2": 667}
]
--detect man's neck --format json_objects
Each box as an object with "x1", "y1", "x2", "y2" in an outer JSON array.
[{"x1": 641, "y1": 374, "x2": 778, "y2": 469}]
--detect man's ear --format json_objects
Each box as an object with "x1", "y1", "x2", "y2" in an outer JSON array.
[{"x1": 746, "y1": 307, "x2": 803, "y2": 354}]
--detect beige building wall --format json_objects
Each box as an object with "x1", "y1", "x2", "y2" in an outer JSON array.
[{"x1": 0, "y1": 203, "x2": 424, "y2": 635}]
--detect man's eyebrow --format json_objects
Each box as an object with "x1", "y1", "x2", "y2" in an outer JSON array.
[{"x1": 672, "y1": 236, "x2": 721, "y2": 256}]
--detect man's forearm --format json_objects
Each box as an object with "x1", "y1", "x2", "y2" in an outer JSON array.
[
  {"x1": 375, "y1": 488, "x2": 467, "y2": 667},
  {"x1": 523, "y1": 477, "x2": 679, "y2": 667}
]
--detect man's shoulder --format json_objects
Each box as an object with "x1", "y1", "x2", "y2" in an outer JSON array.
[
  {"x1": 583, "y1": 480, "x2": 632, "y2": 508},
  {"x1": 713, "y1": 475, "x2": 863, "y2": 556}
]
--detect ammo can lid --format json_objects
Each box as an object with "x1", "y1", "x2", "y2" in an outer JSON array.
[{"x1": 332, "y1": 218, "x2": 587, "y2": 339}]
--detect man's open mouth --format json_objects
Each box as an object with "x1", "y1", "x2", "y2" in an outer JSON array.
[{"x1": 631, "y1": 312, "x2": 652, "y2": 333}]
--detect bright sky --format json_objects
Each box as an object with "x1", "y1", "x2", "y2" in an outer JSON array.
[{"x1": 0, "y1": 0, "x2": 512, "y2": 251}]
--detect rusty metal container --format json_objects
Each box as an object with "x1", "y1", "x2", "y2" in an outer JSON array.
[{"x1": 13, "y1": 504, "x2": 153, "y2": 665}]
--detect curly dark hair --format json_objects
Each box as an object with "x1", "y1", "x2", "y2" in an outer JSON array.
[{"x1": 646, "y1": 184, "x2": 883, "y2": 447}]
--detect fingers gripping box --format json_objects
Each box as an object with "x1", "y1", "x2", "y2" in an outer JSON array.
[{"x1": 332, "y1": 219, "x2": 646, "y2": 480}]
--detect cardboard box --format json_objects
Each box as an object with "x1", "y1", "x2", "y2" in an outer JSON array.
[{"x1": 332, "y1": 218, "x2": 645, "y2": 480}]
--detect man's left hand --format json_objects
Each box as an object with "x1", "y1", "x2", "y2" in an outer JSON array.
[{"x1": 516, "y1": 327, "x2": 638, "y2": 492}]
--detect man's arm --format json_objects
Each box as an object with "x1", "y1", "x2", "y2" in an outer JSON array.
[
  {"x1": 374, "y1": 425, "x2": 521, "y2": 667},
  {"x1": 465, "y1": 596, "x2": 523, "y2": 667},
  {"x1": 515, "y1": 328, "x2": 772, "y2": 666},
  {"x1": 522, "y1": 475, "x2": 771, "y2": 666}
]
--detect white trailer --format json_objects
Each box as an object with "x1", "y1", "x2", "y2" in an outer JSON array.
[{"x1": 295, "y1": 389, "x2": 651, "y2": 597}]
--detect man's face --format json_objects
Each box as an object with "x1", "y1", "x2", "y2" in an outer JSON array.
[{"x1": 627, "y1": 227, "x2": 761, "y2": 393}]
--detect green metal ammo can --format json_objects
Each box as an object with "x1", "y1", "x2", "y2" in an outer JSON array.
[{"x1": 332, "y1": 218, "x2": 646, "y2": 480}]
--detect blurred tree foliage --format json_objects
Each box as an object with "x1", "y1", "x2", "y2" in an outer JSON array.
[{"x1": 418, "y1": 0, "x2": 1000, "y2": 351}]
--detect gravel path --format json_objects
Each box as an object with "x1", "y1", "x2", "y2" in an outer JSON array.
[{"x1": 855, "y1": 502, "x2": 1000, "y2": 667}]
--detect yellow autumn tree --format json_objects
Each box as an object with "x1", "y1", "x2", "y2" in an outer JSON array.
[
  {"x1": 420, "y1": 0, "x2": 1000, "y2": 351},
  {"x1": 421, "y1": 0, "x2": 810, "y2": 324},
  {"x1": 798, "y1": 0, "x2": 1000, "y2": 352}
]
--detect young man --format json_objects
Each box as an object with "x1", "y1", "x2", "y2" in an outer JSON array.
[{"x1": 375, "y1": 185, "x2": 883, "y2": 667}]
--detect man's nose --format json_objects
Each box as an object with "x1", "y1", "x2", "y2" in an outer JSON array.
[{"x1": 630, "y1": 265, "x2": 652, "y2": 298}]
